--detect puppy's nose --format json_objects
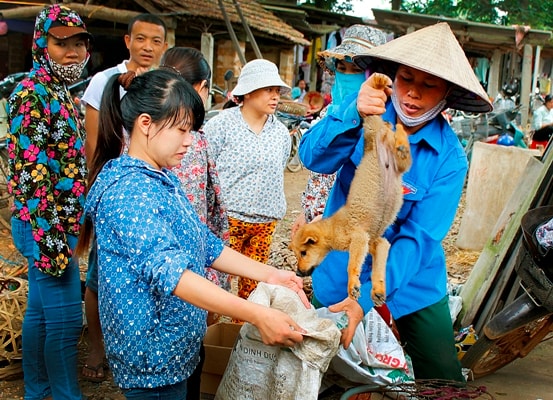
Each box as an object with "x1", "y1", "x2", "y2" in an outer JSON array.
[{"x1": 296, "y1": 268, "x2": 313, "y2": 277}]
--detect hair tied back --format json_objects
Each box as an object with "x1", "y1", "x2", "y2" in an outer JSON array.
[
  {"x1": 159, "y1": 64, "x2": 182, "y2": 76},
  {"x1": 118, "y1": 71, "x2": 137, "y2": 90}
]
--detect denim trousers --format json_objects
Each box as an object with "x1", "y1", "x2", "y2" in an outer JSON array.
[
  {"x1": 11, "y1": 217, "x2": 84, "y2": 400},
  {"x1": 122, "y1": 379, "x2": 188, "y2": 400}
]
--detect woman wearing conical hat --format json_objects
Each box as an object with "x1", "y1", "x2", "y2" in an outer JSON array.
[{"x1": 299, "y1": 22, "x2": 491, "y2": 382}]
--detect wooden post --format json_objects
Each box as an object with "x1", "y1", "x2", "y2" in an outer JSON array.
[
  {"x1": 520, "y1": 44, "x2": 533, "y2": 128},
  {"x1": 217, "y1": 0, "x2": 246, "y2": 66},
  {"x1": 201, "y1": 32, "x2": 215, "y2": 110},
  {"x1": 487, "y1": 50, "x2": 502, "y2": 101},
  {"x1": 232, "y1": 0, "x2": 262, "y2": 59}
]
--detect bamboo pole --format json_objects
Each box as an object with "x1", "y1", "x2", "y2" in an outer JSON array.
[
  {"x1": 218, "y1": 0, "x2": 246, "y2": 66},
  {"x1": 232, "y1": 0, "x2": 262, "y2": 59}
]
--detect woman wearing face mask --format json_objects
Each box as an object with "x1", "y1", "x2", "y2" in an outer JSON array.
[
  {"x1": 291, "y1": 25, "x2": 387, "y2": 238},
  {"x1": 6, "y1": 4, "x2": 91, "y2": 399},
  {"x1": 299, "y1": 22, "x2": 492, "y2": 381}
]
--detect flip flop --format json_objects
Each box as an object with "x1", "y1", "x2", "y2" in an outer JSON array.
[{"x1": 81, "y1": 362, "x2": 106, "y2": 383}]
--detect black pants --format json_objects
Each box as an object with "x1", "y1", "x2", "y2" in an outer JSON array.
[
  {"x1": 533, "y1": 125, "x2": 553, "y2": 142},
  {"x1": 186, "y1": 343, "x2": 205, "y2": 400}
]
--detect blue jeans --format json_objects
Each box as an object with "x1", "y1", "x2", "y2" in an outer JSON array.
[
  {"x1": 122, "y1": 379, "x2": 188, "y2": 400},
  {"x1": 11, "y1": 217, "x2": 84, "y2": 400}
]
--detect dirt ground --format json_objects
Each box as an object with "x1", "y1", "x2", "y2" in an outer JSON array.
[{"x1": 0, "y1": 168, "x2": 551, "y2": 399}]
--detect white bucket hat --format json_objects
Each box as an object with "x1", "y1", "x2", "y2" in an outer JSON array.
[
  {"x1": 317, "y1": 24, "x2": 387, "y2": 74},
  {"x1": 353, "y1": 22, "x2": 493, "y2": 113},
  {"x1": 232, "y1": 59, "x2": 290, "y2": 96}
]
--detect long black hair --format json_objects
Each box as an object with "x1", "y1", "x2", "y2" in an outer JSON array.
[{"x1": 77, "y1": 68, "x2": 204, "y2": 255}]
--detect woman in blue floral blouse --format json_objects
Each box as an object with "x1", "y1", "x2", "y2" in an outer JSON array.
[
  {"x1": 78, "y1": 68, "x2": 308, "y2": 399},
  {"x1": 7, "y1": 4, "x2": 91, "y2": 399}
]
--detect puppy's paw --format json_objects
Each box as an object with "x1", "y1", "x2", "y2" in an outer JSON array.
[
  {"x1": 349, "y1": 285, "x2": 361, "y2": 301},
  {"x1": 396, "y1": 144, "x2": 410, "y2": 160},
  {"x1": 372, "y1": 290, "x2": 386, "y2": 307},
  {"x1": 369, "y1": 73, "x2": 392, "y2": 91}
]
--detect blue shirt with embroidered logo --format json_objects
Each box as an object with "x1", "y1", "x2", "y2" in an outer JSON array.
[{"x1": 299, "y1": 94, "x2": 467, "y2": 319}]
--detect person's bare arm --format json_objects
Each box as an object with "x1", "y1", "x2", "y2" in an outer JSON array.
[
  {"x1": 211, "y1": 246, "x2": 310, "y2": 307},
  {"x1": 173, "y1": 270, "x2": 306, "y2": 346},
  {"x1": 84, "y1": 105, "x2": 99, "y2": 169}
]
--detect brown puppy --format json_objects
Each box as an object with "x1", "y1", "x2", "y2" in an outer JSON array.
[{"x1": 290, "y1": 73, "x2": 411, "y2": 305}]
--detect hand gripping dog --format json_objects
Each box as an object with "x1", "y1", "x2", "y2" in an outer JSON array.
[{"x1": 290, "y1": 73, "x2": 412, "y2": 305}]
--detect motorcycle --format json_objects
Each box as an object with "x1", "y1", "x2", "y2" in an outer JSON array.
[
  {"x1": 204, "y1": 69, "x2": 236, "y2": 124},
  {"x1": 461, "y1": 205, "x2": 553, "y2": 379},
  {"x1": 449, "y1": 94, "x2": 526, "y2": 162}
]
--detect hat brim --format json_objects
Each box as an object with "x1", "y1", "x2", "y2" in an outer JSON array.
[
  {"x1": 317, "y1": 42, "x2": 375, "y2": 73},
  {"x1": 49, "y1": 25, "x2": 92, "y2": 41},
  {"x1": 232, "y1": 78, "x2": 290, "y2": 97},
  {"x1": 317, "y1": 26, "x2": 388, "y2": 74},
  {"x1": 353, "y1": 23, "x2": 492, "y2": 113}
]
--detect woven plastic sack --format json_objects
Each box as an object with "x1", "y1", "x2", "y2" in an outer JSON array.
[
  {"x1": 215, "y1": 283, "x2": 341, "y2": 400},
  {"x1": 317, "y1": 307, "x2": 414, "y2": 386}
]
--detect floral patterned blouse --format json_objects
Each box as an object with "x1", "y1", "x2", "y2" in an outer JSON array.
[
  {"x1": 6, "y1": 5, "x2": 87, "y2": 277},
  {"x1": 171, "y1": 129, "x2": 230, "y2": 290}
]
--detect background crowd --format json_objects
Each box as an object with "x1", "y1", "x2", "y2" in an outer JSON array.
[{"x1": 5, "y1": 3, "x2": 495, "y2": 399}]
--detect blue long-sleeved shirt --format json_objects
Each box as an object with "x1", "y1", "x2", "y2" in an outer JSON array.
[
  {"x1": 299, "y1": 94, "x2": 468, "y2": 318},
  {"x1": 85, "y1": 155, "x2": 225, "y2": 389}
]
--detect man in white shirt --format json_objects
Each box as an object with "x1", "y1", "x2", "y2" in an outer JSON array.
[
  {"x1": 532, "y1": 94, "x2": 553, "y2": 142},
  {"x1": 82, "y1": 13, "x2": 168, "y2": 161}
]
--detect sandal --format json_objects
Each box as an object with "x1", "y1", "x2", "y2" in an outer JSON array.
[{"x1": 81, "y1": 362, "x2": 106, "y2": 383}]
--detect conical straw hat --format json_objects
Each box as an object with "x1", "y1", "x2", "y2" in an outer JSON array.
[{"x1": 354, "y1": 22, "x2": 492, "y2": 113}]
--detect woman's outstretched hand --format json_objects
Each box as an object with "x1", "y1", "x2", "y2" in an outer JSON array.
[
  {"x1": 267, "y1": 268, "x2": 311, "y2": 308},
  {"x1": 328, "y1": 297, "x2": 364, "y2": 349}
]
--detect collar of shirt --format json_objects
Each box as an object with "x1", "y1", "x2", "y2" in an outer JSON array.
[{"x1": 383, "y1": 102, "x2": 447, "y2": 154}]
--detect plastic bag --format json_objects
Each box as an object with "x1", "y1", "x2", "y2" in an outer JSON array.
[
  {"x1": 215, "y1": 283, "x2": 341, "y2": 400},
  {"x1": 317, "y1": 307, "x2": 414, "y2": 386}
]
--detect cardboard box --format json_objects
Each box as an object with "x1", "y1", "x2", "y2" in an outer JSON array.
[{"x1": 200, "y1": 322, "x2": 242, "y2": 397}]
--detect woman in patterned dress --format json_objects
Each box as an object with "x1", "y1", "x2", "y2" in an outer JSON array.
[
  {"x1": 203, "y1": 59, "x2": 291, "y2": 300},
  {"x1": 291, "y1": 25, "x2": 388, "y2": 239}
]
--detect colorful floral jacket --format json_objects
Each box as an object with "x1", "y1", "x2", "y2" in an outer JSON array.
[{"x1": 6, "y1": 5, "x2": 88, "y2": 277}]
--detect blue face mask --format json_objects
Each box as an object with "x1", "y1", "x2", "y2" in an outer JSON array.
[{"x1": 329, "y1": 71, "x2": 366, "y2": 113}]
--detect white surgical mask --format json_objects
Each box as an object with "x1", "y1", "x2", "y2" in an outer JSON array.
[{"x1": 391, "y1": 89, "x2": 447, "y2": 127}]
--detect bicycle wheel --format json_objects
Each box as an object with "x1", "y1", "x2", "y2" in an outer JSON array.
[
  {"x1": 461, "y1": 315, "x2": 553, "y2": 379},
  {"x1": 286, "y1": 129, "x2": 303, "y2": 173}
]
